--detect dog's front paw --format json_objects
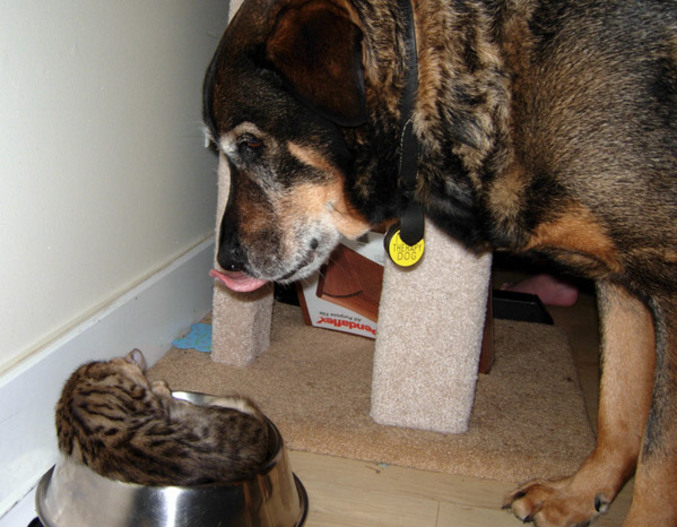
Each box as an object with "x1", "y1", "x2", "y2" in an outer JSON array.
[{"x1": 504, "y1": 478, "x2": 610, "y2": 527}]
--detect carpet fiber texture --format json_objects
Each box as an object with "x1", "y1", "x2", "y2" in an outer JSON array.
[{"x1": 149, "y1": 302, "x2": 595, "y2": 483}]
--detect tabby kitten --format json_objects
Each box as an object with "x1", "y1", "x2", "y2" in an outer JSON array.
[{"x1": 56, "y1": 349, "x2": 269, "y2": 486}]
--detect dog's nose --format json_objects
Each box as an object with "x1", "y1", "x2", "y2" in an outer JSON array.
[
  {"x1": 217, "y1": 239, "x2": 247, "y2": 272},
  {"x1": 217, "y1": 252, "x2": 245, "y2": 272},
  {"x1": 217, "y1": 221, "x2": 248, "y2": 273}
]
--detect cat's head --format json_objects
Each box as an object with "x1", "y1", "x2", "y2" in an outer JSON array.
[
  {"x1": 56, "y1": 349, "x2": 161, "y2": 457},
  {"x1": 79, "y1": 349, "x2": 149, "y2": 390}
]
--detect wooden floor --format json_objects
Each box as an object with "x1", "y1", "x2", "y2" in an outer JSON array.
[{"x1": 288, "y1": 267, "x2": 634, "y2": 526}]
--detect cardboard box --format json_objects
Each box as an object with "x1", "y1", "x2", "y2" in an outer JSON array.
[{"x1": 298, "y1": 232, "x2": 385, "y2": 338}]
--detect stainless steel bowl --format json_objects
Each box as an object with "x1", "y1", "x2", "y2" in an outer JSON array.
[{"x1": 36, "y1": 391, "x2": 307, "y2": 527}]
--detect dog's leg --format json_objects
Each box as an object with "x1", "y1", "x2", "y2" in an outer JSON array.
[
  {"x1": 505, "y1": 282, "x2": 655, "y2": 527},
  {"x1": 623, "y1": 293, "x2": 677, "y2": 526}
]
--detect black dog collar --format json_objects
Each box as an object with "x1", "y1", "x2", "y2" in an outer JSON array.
[{"x1": 384, "y1": 0, "x2": 425, "y2": 267}]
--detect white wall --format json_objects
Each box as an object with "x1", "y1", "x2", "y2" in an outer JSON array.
[
  {"x1": 0, "y1": 1, "x2": 231, "y2": 375},
  {"x1": 0, "y1": 2, "x2": 234, "y2": 523}
]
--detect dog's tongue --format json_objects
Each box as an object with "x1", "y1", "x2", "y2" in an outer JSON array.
[{"x1": 209, "y1": 269, "x2": 268, "y2": 293}]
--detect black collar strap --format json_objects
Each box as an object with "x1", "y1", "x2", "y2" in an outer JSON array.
[
  {"x1": 396, "y1": 0, "x2": 424, "y2": 247},
  {"x1": 383, "y1": 0, "x2": 425, "y2": 267}
]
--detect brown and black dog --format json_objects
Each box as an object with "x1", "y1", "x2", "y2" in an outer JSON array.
[{"x1": 202, "y1": 0, "x2": 676, "y2": 524}]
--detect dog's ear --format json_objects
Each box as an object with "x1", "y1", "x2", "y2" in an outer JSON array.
[{"x1": 266, "y1": 0, "x2": 367, "y2": 126}]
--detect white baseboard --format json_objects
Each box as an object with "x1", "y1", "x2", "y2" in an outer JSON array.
[{"x1": 0, "y1": 238, "x2": 215, "y2": 526}]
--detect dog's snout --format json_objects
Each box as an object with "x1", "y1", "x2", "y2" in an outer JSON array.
[
  {"x1": 217, "y1": 220, "x2": 247, "y2": 273},
  {"x1": 217, "y1": 241, "x2": 247, "y2": 272},
  {"x1": 217, "y1": 247, "x2": 246, "y2": 272}
]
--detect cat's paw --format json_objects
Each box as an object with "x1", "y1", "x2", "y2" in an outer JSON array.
[{"x1": 151, "y1": 379, "x2": 172, "y2": 397}]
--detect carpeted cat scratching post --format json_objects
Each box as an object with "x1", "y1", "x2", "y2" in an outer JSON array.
[
  {"x1": 211, "y1": 152, "x2": 275, "y2": 367},
  {"x1": 371, "y1": 223, "x2": 492, "y2": 433}
]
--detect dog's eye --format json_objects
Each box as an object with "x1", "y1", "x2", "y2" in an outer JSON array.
[{"x1": 237, "y1": 135, "x2": 263, "y2": 155}]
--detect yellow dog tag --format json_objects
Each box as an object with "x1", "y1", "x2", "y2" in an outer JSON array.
[{"x1": 384, "y1": 225, "x2": 425, "y2": 267}]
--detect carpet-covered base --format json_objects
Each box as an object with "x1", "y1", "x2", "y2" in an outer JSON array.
[{"x1": 150, "y1": 302, "x2": 594, "y2": 483}]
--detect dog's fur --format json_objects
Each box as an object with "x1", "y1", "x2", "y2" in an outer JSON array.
[{"x1": 203, "y1": 0, "x2": 676, "y2": 524}]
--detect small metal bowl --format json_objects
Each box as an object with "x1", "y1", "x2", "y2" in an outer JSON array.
[{"x1": 35, "y1": 391, "x2": 307, "y2": 527}]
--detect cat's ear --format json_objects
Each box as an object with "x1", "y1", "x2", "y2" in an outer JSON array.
[{"x1": 127, "y1": 349, "x2": 147, "y2": 371}]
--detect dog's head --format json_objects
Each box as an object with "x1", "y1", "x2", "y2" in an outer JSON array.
[{"x1": 203, "y1": 0, "x2": 383, "y2": 291}]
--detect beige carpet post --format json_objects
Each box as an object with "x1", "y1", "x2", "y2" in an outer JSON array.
[
  {"x1": 371, "y1": 222, "x2": 492, "y2": 433},
  {"x1": 211, "y1": 147, "x2": 275, "y2": 367}
]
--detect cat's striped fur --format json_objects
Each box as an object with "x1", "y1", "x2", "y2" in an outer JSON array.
[{"x1": 56, "y1": 350, "x2": 269, "y2": 486}]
